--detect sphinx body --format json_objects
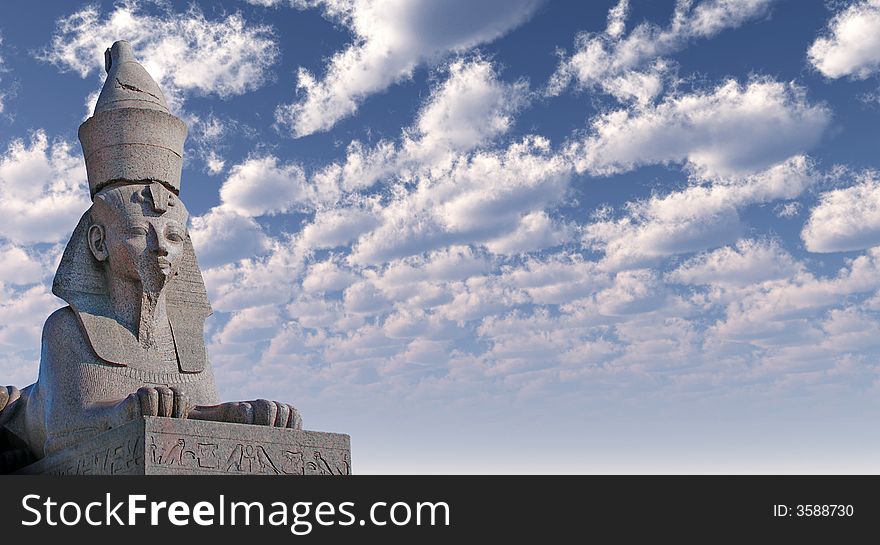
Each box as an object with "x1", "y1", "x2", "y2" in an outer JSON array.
[
  {"x1": 7, "y1": 183, "x2": 221, "y2": 459},
  {"x1": 0, "y1": 42, "x2": 300, "y2": 473}
]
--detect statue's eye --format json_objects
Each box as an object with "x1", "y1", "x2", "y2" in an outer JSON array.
[{"x1": 166, "y1": 230, "x2": 184, "y2": 243}]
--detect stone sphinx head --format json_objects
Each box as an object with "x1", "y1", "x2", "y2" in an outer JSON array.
[
  {"x1": 52, "y1": 40, "x2": 211, "y2": 372},
  {"x1": 89, "y1": 182, "x2": 189, "y2": 297}
]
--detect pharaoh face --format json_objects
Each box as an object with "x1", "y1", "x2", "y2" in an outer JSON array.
[{"x1": 88, "y1": 183, "x2": 189, "y2": 294}]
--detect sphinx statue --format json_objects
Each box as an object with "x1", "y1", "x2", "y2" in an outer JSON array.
[{"x1": 0, "y1": 41, "x2": 301, "y2": 474}]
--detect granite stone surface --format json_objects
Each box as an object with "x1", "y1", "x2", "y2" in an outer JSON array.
[
  {"x1": 80, "y1": 40, "x2": 187, "y2": 197},
  {"x1": 16, "y1": 417, "x2": 351, "y2": 475}
]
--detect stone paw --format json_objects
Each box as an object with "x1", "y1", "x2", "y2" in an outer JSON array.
[
  {"x1": 220, "y1": 400, "x2": 302, "y2": 429},
  {"x1": 132, "y1": 385, "x2": 190, "y2": 418},
  {"x1": 0, "y1": 385, "x2": 21, "y2": 426},
  {"x1": 0, "y1": 385, "x2": 20, "y2": 411}
]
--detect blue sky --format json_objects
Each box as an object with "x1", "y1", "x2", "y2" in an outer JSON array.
[{"x1": 3, "y1": 0, "x2": 880, "y2": 473}]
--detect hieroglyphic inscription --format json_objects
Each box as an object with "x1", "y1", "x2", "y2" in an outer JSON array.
[
  {"x1": 278, "y1": 449, "x2": 350, "y2": 475},
  {"x1": 146, "y1": 433, "x2": 351, "y2": 475},
  {"x1": 40, "y1": 436, "x2": 143, "y2": 475},
  {"x1": 17, "y1": 418, "x2": 351, "y2": 475},
  {"x1": 304, "y1": 450, "x2": 351, "y2": 475}
]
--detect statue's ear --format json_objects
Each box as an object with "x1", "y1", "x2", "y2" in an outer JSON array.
[{"x1": 87, "y1": 224, "x2": 108, "y2": 262}]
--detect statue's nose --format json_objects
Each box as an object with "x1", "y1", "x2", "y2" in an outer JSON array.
[{"x1": 148, "y1": 224, "x2": 169, "y2": 256}]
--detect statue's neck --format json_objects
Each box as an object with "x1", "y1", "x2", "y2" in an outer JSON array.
[{"x1": 106, "y1": 276, "x2": 169, "y2": 348}]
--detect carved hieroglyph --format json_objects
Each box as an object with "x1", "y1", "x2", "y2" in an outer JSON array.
[
  {"x1": 17, "y1": 418, "x2": 351, "y2": 476},
  {"x1": 0, "y1": 41, "x2": 341, "y2": 474}
]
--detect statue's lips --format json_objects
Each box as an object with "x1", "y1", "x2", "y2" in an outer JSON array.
[{"x1": 156, "y1": 257, "x2": 172, "y2": 274}]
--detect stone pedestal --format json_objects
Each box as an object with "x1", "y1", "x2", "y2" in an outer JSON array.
[{"x1": 15, "y1": 417, "x2": 351, "y2": 475}]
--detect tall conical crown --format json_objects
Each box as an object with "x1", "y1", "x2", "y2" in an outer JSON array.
[{"x1": 78, "y1": 41, "x2": 187, "y2": 198}]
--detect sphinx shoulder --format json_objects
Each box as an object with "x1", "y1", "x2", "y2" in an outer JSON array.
[
  {"x1": 41, "y1": 306, "x2": 94, "y2": 363},
  {"x1": 42, "y1": 306, "x2": 79, "y2": 341}
]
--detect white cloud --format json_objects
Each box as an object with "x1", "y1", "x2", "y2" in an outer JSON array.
[
  {"x1": 571, "y1": 78, "x2": 830, "y2": 178},
  {"x1": 435, "y1": 275, "x2": 527, "y2": 323},
  {"x1": 219, "y1": 155, "x2": 311, "y2": 217},
  {"x1": 684, "y1": 0, "x2": 775, "y2": 36},
  {"x1": 309, "y1": 56, "x2": 529, "y2": 198},
  {"x1": 204, "y1": 152, "x2": 226, "y2": 176},
  {"x1": 302, "y1": 259, "x2": 360, "y2": 293},
  {"x1": 213, "y1": 305, "x2": 282, "y2": 345},
  {"x1": 0, "y1": 285, "x2": 62, "y2": 352},
  {"x1": 188, "y1": 114, "x2": 253, "y2": 176},
  {"x1": 41, "y1": 1, "x2": 278, "y2": 110},
  {"x1": 808, "y1": 0, "x2": 880, "y2": 79},
  {"x1": 605, "y1": 0, "x2": 630, "y2": 40},
  {"x1": 203, "y1": 239, "x2": 308, "y2": 312},
  {"x1": 319, "y1": 324, "x2": 403, "y2": 368},
  {"x1": 404, "y1": 57, "x2": 529, "y2": 159},
  {"x1": 547, "y1": 0, "x2": 775, "y2": 99},
  {"x1": 0, "y1": 131, "x2": 90, "y2": 244},
  {"x1": 350, "y1": 136, "x2": 572, "y2": 265},
  {"x1": 820, "y1": 307, "x2": 880, "y2": 352},
  {"x1": 418, "y1": 246, "x2": 491, "y2": 282},
  {"x1": 588, "y1": 203, "x2": 741, "y2": 271},
  {"x1": 477, "y1": 307, "x2": 605, "y2": 368},
  {"x1": 669, "y1": 239, "x2": 801, "y2": 286},
  {"x1": 344, "y1": 280, "x2": 392, "y2": 315},
  {"x1": 595, "y1": 269, "x2": 670, "y2": 316},
  {"x1": 599, "y1": 61, "x2": 669, "y2": 107},
  {"x1": 0, "y1": 244, "x2": 47, "y2": 286},
  {"x1": 275, "y1": 0, "x2": 542, "y2": 136},
  {"x1": 802, "y1": 173, "x2": 880, "y2": 253},
  {"x1": 301, "y1": 208, "x2": 380, "y2": 250},
  {"x1": 382, "y1": 308, "x2": 460, "y2": 341},
  {"x1": 368, "y1": 246, "x2": 490, "y2": 306},
  {"x1": 189, "y1": 208, "x2": 271, "y2": 268},
  {"x1": 501, "y1": 254, "x2": 609, "y2": 305},
  {"x1": 484, "y1": 211, "x2": 573, "y2": 255},
  {"x1": 286, "y1": 296, "x2": 344, "y2": 330},
  {"x1": 203, "y1": 225, "x2": 880, "y2": 443},
  {"x1": 584, "y1": 156, "x2": 815, "y2": 269},
  {"x1": 195, "y1": 113, "x2": 231, "y2": 142},
  {"x1": 707, "y1": 248, "x2": 880, "y2": 349},
  {"x1": 774, "y1": 201, "x2": 801, "y2": 219},
  {"x1": 312, "y1": 140, "x2": 398, "y2": 199},
  {"x1": 286, "y1": 58, "x2": 569, "y2": 270}
]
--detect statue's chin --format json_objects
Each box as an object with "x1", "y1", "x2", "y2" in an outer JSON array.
[{"x1": 138, "y1": 269, "x2": 170, "y2": 298}]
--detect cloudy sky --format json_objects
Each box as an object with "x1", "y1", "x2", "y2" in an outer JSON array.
[{"x1": 2, "y1": 0, "x2": 880, "y2": 473}]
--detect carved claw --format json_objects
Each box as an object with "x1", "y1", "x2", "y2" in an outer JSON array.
[
  {"x1": 274, "y1": 402, "x2": 290, "y2": 428},
  {"x1": 251, "y1": 399, "x2": 276, "y2": 426},
  {"x1": 287, "y1": 405, "x2": 303, "y2": 430}
]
